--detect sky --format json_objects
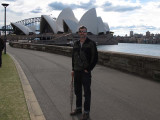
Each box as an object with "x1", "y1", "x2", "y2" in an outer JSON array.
[{"x1": 0, "y1": 0, "x2": 160, "y2": 36}]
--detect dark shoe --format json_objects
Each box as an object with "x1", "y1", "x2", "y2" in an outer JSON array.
[
  {"x1": 81, "y1": 113, "x2": 90, "y2": 120},
  {"x1": 70, "y1": 108, "x2": 82, "y2": 116}
]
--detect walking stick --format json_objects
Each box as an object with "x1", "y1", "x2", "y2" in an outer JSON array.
[{"x1": 70, "y1": 74, "x2": 74, "y2": 112}]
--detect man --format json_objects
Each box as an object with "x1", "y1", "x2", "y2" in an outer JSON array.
[
  {"x1": 71, "y1": 26, "x2": 98, "y2": 120},
  {"x1": 0, "y1": 38, "x2": 4, "y2": 68}
]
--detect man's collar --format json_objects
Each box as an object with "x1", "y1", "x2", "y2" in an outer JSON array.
[{"x1": 80, "y1": 37, "x2": 89, "y2": 43}]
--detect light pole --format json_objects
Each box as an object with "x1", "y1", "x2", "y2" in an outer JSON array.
[{"x1": 2, "y1": 3, "x2": 9, "y2": 54}]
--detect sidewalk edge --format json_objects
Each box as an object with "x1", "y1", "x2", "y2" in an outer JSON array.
[{"x1": 8, "y1": 53, "x2": 46, "y2": 120}]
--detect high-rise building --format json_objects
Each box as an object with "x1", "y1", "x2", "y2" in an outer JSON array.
[
  {"x1": 146, "y1": 31, "x2": 150, "y2": 37},
  {"x1": 130, "y1": 31, "x2": 133, "y2": 37}
]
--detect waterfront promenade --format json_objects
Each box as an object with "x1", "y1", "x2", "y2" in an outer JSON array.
[{"x1": 7, "y1": 45, "x2": 160, "y2": 120}]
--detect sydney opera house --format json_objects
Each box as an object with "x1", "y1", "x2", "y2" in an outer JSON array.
[{"x1": 10, "y1": 8, "x2": 117, "y2": 45}]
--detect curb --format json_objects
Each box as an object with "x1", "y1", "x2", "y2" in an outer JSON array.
[{"x1": 8, "y1": 53, "x2": 46, "y2": 120}]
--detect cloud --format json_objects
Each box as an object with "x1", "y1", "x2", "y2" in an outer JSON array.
[
  {"x1": 4, "y1": 0, "x2": 16, "y2": 1},
  {"x1": 48, "y1": 2, "x2": 71, "y2": 10},
  {"x1": 31, "y1": 8, "x2": 42, "y2": 13},
  {"x1": 7, "y1": 9, "x2": 23, "y2": 16},
  {"x1": 110, "y1": 25, "x2": 159, "y2": 36},
  {"x1": 102, "y1": 2, "x2": 141, "y2": 12},
  {"x1": 110, "y1": 25, "x2": 136, "y2": 31},
  {"x1": 78, "y1": 0, "x2": 96, "y2": 10},
  {"x1": 102, "y1": 1, "x2": 112, "y2": 7},
  {"x1": 111, "y1": 25, "x2": 157, "y2": 30},
  {"x1": 48, "y1": 0, "x2": 96, "y2": 11},
  {"x1": 140, "y1": 25, "x2": 157, "y2": 30},
  {"x1": 104, "y1": 5, "x2": 141, "y2": 12}
]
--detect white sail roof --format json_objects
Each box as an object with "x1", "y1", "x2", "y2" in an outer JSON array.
[
  {"x1": 63, "y1": 19, "x2": 78, "y2": 33},
  {"x1": 40, "y1": 15, "x2": 58, "y2": 33},
  {"x1": 56, "y1": 7, "x2": 78, "y2": 32},
  {"x1": 104, "y1": 22, "x2": 110, "y2": 32},
  {"x1": 28, "y1": 26, "x2": 36, "y2": 33},
  {"x1": 97, "y1": 17, "x2": 106, "y2": 34},
  {"x1": 11, "y1": 22, "x2": 33, "y2": 35},
  {"x1": 11, "y1": 7, "x2": 110, "y2": 35},
  {"x1": 78, "y1": 8, "x2": 98, "y2": 35}
]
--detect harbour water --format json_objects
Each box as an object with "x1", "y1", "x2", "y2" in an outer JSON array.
[{"x1": 97, "y1": 43, "x2": 160, "y2": 57}]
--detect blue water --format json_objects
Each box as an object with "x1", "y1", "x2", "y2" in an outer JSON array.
[{"x1": 97, "y1": 43, "x2": 160, "y2": 57}]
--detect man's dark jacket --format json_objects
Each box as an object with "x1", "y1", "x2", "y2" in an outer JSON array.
[
  {"x1": 72, "y1": 37, "x2": 98, "y2": 71},
  {"x1": 0, "y1": 38, "x2": 4, "y2": 51}
]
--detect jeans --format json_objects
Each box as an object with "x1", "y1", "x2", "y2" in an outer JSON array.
[{"x1": 74, "y1": 71, "x2": 91, "y2": 112}]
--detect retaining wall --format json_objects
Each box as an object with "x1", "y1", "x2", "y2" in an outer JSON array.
[{"x1": 9, "y1": 42, "x2": 160, "y2": 81}]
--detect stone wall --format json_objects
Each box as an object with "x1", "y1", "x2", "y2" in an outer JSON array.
[{"x1": 9, "y1": 42, "x2": 160, "y2": 81}]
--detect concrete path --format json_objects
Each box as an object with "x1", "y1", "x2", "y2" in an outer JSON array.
[
  {"x1": 7, "y1": 45, "x2": 160, "y2": 120},
  {"x1": 9, "y1": 53, "x2": 46, "y2": 120}
]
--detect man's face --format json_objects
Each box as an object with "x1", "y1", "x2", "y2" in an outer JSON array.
[{"x1": 78, "y1": 28, "x2": 87, "y2": 39}]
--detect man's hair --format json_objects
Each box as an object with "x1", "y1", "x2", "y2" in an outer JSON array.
[{"x1": 79, "y1": 26, "x2": 87, "y2": 31}]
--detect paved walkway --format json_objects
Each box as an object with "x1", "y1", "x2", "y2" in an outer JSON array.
[
  {"x1": 8, "y1": 45, "x2": 160, "y2": 120},
  {"x1": 9, "y1": 53, "x2": 46, "y2": 120}
]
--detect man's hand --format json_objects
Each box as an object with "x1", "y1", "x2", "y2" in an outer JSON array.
[
  {"x1": 71, "y1": 71, "x2": 74, "y2": 77},
  {"x1": 84, "y1": 70, "x2": 88, "y2": 73}
]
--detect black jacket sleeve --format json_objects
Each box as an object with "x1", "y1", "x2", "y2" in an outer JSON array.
[
  {"x1": 87, "y1": 41, "x2": 98, "y2": 71},
  {"x1": 0, "y1": 38, "x2": 4, "y2": 51}
]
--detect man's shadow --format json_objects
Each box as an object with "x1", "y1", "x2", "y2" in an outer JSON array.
[
  {"x1": 71, "y1": 114, "x2": 91, "y2": 120},
  {"x1": 71, "y1": 114, "x2": 81, "y2": 120}
]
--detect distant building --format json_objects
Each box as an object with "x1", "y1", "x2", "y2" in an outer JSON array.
[
  {"x1": 155, "y1": 34, "x2": 160, "y2": 37},
  {"x1": 150, "y1": 33, "x2": 154, "y2": 37},
  {"x1": 146, "y1": 31, "x2": 150, "y2": 37},
  {"x1": 134, "y1": 33, "x2": 143, "y2": 38},
  {"x1": 130, "y1": 31, "x2": 133, "y2": 37}
]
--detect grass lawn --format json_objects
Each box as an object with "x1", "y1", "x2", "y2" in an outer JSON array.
[{"x1": 0, "y1": 53, "x2": 30, "y2": 120}]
